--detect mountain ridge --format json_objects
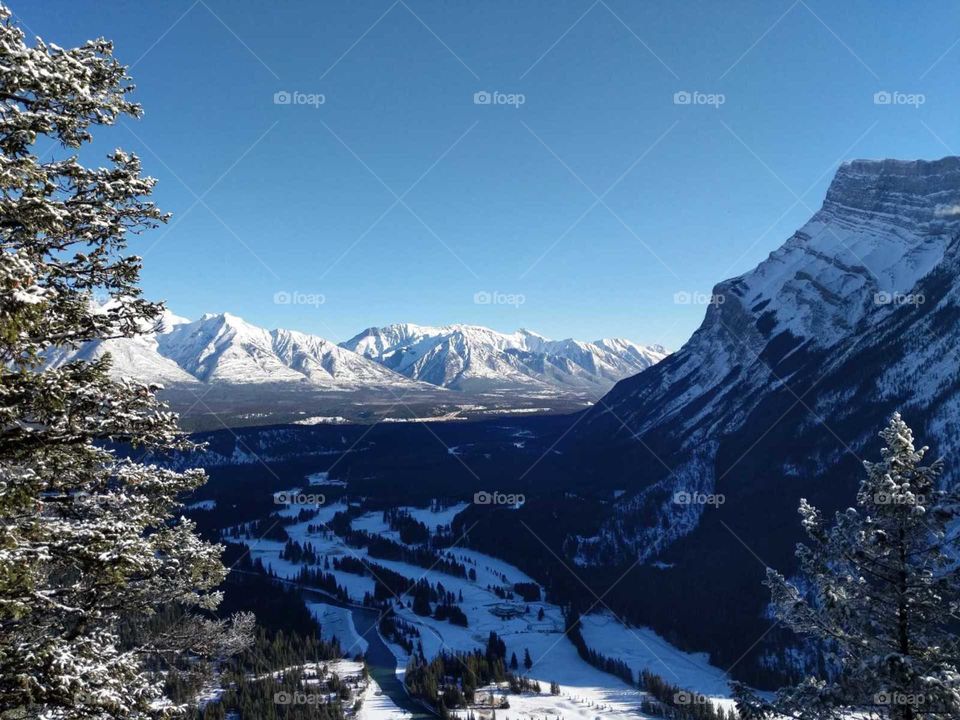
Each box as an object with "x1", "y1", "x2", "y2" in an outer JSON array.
[
  {"x1": 47, "y1": 313, "x2": 667, "y2": 398},
  {"x1": 341, "y1": 322, "x2": 666, "y2": 393},
  {"x1": 507, "y1": 154, "x2": 960, "y2": 679}
]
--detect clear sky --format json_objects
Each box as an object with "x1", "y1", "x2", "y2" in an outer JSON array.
[{"x1": 16, "y1": 1, "x2": 960, "y2": 348}]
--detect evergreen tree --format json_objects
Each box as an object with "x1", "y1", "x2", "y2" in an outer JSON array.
[
  {"x1": 737, "y1": 414, "x2": 960, "y2": 719},
  {"x1": 523, "y1": 648, "x2": 533, "y2": 670},
  {"x1": 0, "y1": 7, "x2": 250, "y2": 717}
]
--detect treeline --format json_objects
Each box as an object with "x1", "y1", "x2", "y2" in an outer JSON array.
[
  {"x1": 513, "y1": 581, "x2": 541, "y2": 602},
  {"x1": 405, "y1": 638, "x2": 550, "y2": 716},
  {"x1": 325, "y1": 513, "x2": 468, "y2": 579},
  {"x1": 379, "y1": 608, "x2": 421, "y2": 655},
  {"x1": 564, "y1": 610, "x2": 634, "y2": 685},
  {"x1": 404, "y1": 650, "x2": 509, "y2": 712},
  {"x1": 292, "y1": 565, "x2": 351, "y2": 604},
  {"x1": 563, "y1": 608, "x2": 735, "y2": 720},
  {"x1": 281, "y1": 539, "x2": 320, "y2": 564},
  {"x1": 201, "y1": 665, "x2": 355, "y2": 720},
  {"x1": 333, "y1": 555, "x2": 413, "y2": 602},
  {"x1": 245, "y1": 516, "x2": 290, "y2": 542},
  {"x1": 164, "y1": 563, "x2": 354, "y2": 719},
  {"x1": 368, "y1": 534, "x2": 467, "y2": 577},
  {"x1": 639, "y1": 670, "x2": 736, "y2": 720},
  {"x1": 332, "y1": 557, "x2": 469, "y2": 627},
  {"x1": 383, "y1": 507, "x2": 430, "y2": 544}
]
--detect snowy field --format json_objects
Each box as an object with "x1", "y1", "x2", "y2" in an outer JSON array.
[
  {"x1": 308, "y1": 602, "x2": 369, "y2": 656},
  {"x1": 305, "y1": 471, "x2": 348, "y2": 487},
  {"x1": 333, "y1": 661, "x2": 413, "y2": 720},
  {"x1": 358, "y1": 679, "x2": 413, "y2": 720},
  {"x1": 231, "y1": 486, "x2": 735, "y2": 718},
  {"x1": 450, "y1": 682, "x2": 649, "y2": 720}
]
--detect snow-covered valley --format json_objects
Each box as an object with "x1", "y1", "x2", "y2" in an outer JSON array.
[{"x1": 220, "y1": 480, "x2": 736, "y2": 719}]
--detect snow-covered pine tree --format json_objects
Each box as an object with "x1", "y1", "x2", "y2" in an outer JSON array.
[
  {"x1": 735, "y1": 413, "x2": 960, "y2": 719},
  {"x1": 0, "y1": 6, "x2": 251, "y2": 717}
]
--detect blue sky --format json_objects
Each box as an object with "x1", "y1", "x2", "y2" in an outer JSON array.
[{"x1": 17, "y1": 1, "x2": 960, "y2": 348}]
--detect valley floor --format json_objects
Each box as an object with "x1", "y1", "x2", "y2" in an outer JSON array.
[{"x1": 229, "y1": 486, "x2": 737, "y2": 718}]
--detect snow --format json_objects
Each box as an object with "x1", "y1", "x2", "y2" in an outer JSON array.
[
  {"x1": 579, "y1": 612, "x2": 734, "y2": 709},
  {"x1": 350, "y1": 511, "x2": 396, "y2": 539},
  {"x1": 357, "y1": 675, "x2": 413, "y2": 720},
  {"x1": 308, "y1": 602, "x2": 369, "y2": 656},
  {"x1": 306, "y1": 471, "x2": 348, "y2": 487},
  {"x1": 403, "y1": 502, "x2": 469, "y2": 529},
  {"x1": 294, "y1": 416, "x2": 352, "y2": 425},
  {"x1": 451, "y1": 683, "x2": 649, "y2": 720},
  {"x1": 185, "y1": 499, "x2": 216, "y2": 511},
  {"x1": 46, "y1": 311, "x2": 426, "y2": 389},
  {"x1": 230, "y1": 507, "x2": 737, "y2": 714},
  {"x1": 341, "y1": 322, "x2": 667, "y2": 392},
  {"x1": 49, "y1": 312, "x2": 666, "y2": 396}
]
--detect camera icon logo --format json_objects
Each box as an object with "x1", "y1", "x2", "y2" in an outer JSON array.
[
  {"x1": 474, "y1": 91, "x2": 492, "y2": 105},
  {"x1": 274, "y1": 90, "x2": 292, "y2": 105}
]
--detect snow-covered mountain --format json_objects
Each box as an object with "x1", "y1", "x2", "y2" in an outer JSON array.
[
  {"x1": 572, "y1": 156, "x2": 960, "y2": 562},
  {"x1": 44, "y1": 309, "x2": 200, "y2": 385},
  {"x1": 47, "y1": 313, "x2": 665, "y2": 398},
  {"x1": 341, "y1": 323, "x2": 667, "y2": 394},
  {"x1": 546, "y1": 155, "x2": 960, "y2": 677},
  {"x1": 46, "y1": 312, "x2": 422, "y2": 390},
  {"x1": 154, "y1": 313, "x2": 417, "y2": 387}
]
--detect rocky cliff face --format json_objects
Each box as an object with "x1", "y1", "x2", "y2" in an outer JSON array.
[
  {"x1": 578, "y1": 157, "x2": 960, "y2": 562},
  {"x1": 553, "y1": 158, "x2": 960, "y2": 677}
]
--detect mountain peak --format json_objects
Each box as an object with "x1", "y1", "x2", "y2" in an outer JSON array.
[
  {"x1": 822, "y1": 154, "x2": 960, "y2": 226},
  {"x1": 838, "y1": 155, "x2": 960, "y2": 175},
  {"x1": 708, "y1": 155, "x2": 960, "y2": 351},
  {"x1": 342, "y1": 322, "x2": 666, "y2": 392}
]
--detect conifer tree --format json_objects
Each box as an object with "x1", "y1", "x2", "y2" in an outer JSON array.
[
  {"x1": 736, "y1": 413, "x2": 960, "y2": 719},
  {"x1": 0, "y1": 6, "x2": 250, "y2": 717}
]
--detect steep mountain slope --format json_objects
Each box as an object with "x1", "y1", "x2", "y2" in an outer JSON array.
[
  {"x1": 573, "y1": 157, "x2": 960, "y2": 562},
  {"x1": 44, "y1": 309, "x2": 200, "y2": 385},
  {"x1": 155, "y1": 313, "x2": 415, "y2": 387},
  {"x1": 512, "y1": 156, "x2": 960, "y2": 680},
  {"x1": 49, "y1": 312, "x2": 422, "y2": 389},
  {"x1": 341, "y1": 323, "x2": 666, "y2": 393}
]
